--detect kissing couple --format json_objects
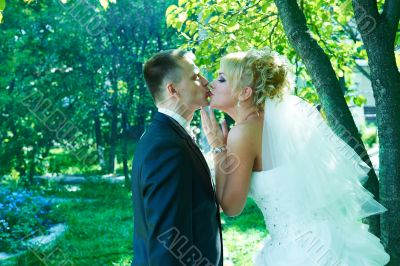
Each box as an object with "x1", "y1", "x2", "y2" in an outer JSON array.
[{"x1": 131, "y1": 49, "x2": 390, "y2": 266}]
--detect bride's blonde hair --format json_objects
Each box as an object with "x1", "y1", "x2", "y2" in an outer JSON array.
[{"x1": 221, "y1": 47, "x2": 291, "y2": 110}]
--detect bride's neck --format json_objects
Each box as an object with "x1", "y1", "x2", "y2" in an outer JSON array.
[{"x1": 225, "y1": 105, "x2": 260, "y2": 124}]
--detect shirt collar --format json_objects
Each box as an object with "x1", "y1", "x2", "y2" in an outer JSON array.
[{"x1": 158, "y1": 108, "x2": 191, "y2": 132}]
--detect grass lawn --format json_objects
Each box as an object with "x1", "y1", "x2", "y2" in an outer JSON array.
[{"x1": 18, "y1": 182, "x2": 267, "y2": 265}]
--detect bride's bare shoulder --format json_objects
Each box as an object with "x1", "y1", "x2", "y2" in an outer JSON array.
[{"x1": 228, "y1": 119, "x2": 262, "y2": 144}]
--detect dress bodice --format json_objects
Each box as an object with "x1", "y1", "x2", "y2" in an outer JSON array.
[{"x1": 249, "y1": 170, "x2": 303, "y2": 240}]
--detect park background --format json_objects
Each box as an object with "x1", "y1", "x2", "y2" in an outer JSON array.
[{"x1": 0, "y1": 0, "x2": 399, "y2": 265}]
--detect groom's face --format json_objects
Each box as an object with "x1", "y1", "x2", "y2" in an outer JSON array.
[{"x1": 173, "y1": 58, "x2": 210, "y2": 111}]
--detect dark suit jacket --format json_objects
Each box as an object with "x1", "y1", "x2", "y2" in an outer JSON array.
[{"x1": 132, "y1": 112, "x2": 223, "y2": 266}]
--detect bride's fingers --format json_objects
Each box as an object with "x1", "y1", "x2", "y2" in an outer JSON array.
[
  {"x1": 221, "y1": 120, "x2": 228, "y2": 137},
  {"x1": 200, "y1": 107, "x2": 205, "y2": 122},
  {"x1": 209, "y1": 109, "x2": 219, "y2": 129},
  {"x1": 200, "y1": 108, "x2": 210, "y2": 132},
  {"x1": 204, "y1": 108, "x2": 213, "y2": 127},
  {"x1": 200, "y1": 108, "x2": 206, "y2": 127}
]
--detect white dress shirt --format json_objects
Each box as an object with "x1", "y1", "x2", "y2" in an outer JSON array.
[{"x1": 158, "y1": 108, "x2": 192, "y2": 134}]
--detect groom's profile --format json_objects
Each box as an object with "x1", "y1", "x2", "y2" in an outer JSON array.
[{"x1": 131, "y1": 49, "x2": 223, "y2": 266}]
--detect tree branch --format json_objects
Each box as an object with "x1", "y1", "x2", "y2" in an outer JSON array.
[
  {"x1": 269, "y1": 18, "x2": 280, "y2": 47},
  {"x1": 351, "y1": 0, "x2": 382, "y2": 43},
  {"x1": 382, "y1": 0, "x2": 400, "y2": 42},
  {"x1": 352, "y1": 0, "x2": 380, "y2": 21},
  {"x1": 335, "y1": 20, "x2": 372, "y2": 80}
]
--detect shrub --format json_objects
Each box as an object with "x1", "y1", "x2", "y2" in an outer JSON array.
[
  {"x1": 361, "y1": 123, "x2": 378, "y2": 148},
  {"x1": 0, "y1": 186, "x2": 57, "y2": 253}
]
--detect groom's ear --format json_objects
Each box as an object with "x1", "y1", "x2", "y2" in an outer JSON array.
[{"x1": 166, "y1": 82, "x2": 178, "y2": 96}]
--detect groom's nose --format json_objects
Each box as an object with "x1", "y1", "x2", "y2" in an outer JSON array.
[{"x1": 199, "y1": 74, "x2": 209, "y2": 87}]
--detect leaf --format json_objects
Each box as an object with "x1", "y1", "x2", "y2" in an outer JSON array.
[
  {"x1": 337, "y1": 0, "x2": 352, "y2": 15},
  {"x1": 181, "y1": 32, "x2": 190, "y2": 40},
  {"x1": 0, "y1": 12, "x2": 2, "y2": 23},
  {"x1": 395, "y1": 51, "x2": 400, "y2": 68},
  {"x1": 165, "y1": 5, "x2": 177, "y2": 16},
  {"x1": 215, "y1": 4, "x2": 227, "y2": 13},
  {"x1": 99, "y1": 0, "x2": 108, "y2": 10},
  {"x1": 178, "y1": 12, "x2": 187, "y2": 23},
  {"x1": 395, "y1": 32, "x2": 400, "y2": 47},
  {"x1": 178, "y1": 0, "x2": 187, "y2": 6},
  {"x1": 0, "y1": 0, "x2": 5, "y2": 11},
  {"x1": 353, "y1": 95, "x2": 367, "y2": 107},
  {"x1": 208, "y1": 16, "x2": 218, "y2": 24},
  {"x1": 166, "y1": 14, "x2": 174, "y2": 26},
  {"x1": 227, "y1": 22, "x2": 240, "y2": 32}
]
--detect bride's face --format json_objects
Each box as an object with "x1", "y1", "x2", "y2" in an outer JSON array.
[{"x1": 209, "y1": 70, "x2": 237, "y2": 111}]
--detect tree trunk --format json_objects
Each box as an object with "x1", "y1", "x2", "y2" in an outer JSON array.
[
  {"x1": 94, "y1": 111, "x2": 106, "y2": 172},
  {"x1": 134, "y1": 80, "x2": 147, "y2": 140},
  {"x1": 372, "y1": 52, "x2": 400, "y2": 266},
  {"x1": 274, "y1": 0, "x2": 381, "y2": 235},
  {"x1": 121, "y1": 77, "x2": 136, "y2": 188},
  {"x1": 352, "y1": 0, "x2": 400, "y2": 262},
  {"x1": 121, "y1": 110, "x2": 131, "y2": 189},
  {"x1": 27, "y1": 144, "x2": 36, "y2": 186},
  {"x1": 10, "y1": 125, "x2": 27, "y2": 177},
  {"x1": 108, "y1": 91, "x2": 118, "y2": 175}
]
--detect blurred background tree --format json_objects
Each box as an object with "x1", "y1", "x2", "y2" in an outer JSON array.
[{"x1": 0, "y1": 0, "x2": 184, "y2": 187}]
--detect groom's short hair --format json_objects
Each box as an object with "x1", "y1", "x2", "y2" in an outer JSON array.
[{"x1": 143, "y1": 49, "x2": 191, "y2": 102}]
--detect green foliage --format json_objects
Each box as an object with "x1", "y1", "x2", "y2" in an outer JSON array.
[
  {"x1": 0, "y1": 186, "x2": 59, "y2": 253},
  {"x1": 0, "y1": 0, "x2": 182, "y2": 177},
  {"x1": 352, "y1": 94, "x2": 367, "y2": 107},
  {"x1": 221, "y1": 198, "x2": 267, "y2": 265},
  {"x1": 166, "y1": 0, "x2": 369, "y2": 105},
  {"x1": 396, "y1": 25, "x2": 400, "y2": 48},
  {"x1": 11, "y1": 182, "x2": 133, "y2": 265},
  {"x1": 15, "y1": 182, "x2": 267, "y2": 265},
  {"x1": 361, "y1": 123, "x2": 378, "y2": 148},
  {"x1": 0, "y1": 0, "x2": 4, "y2": 23}
]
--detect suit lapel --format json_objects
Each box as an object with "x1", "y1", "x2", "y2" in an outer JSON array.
[
  {"x1": 153, "y1": 112, "x2": 215, "y2": 195},
  {"x1": 169, "y1": 119, "x2": 218, "y2": 205}
]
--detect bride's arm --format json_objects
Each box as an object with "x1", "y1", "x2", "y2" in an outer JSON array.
[
  {"x1": 200, "y1": 108, "x2": 256, "y2": 217},
  {"x1": 214, "y1": 125, "x2": 256, "y2": 216}
]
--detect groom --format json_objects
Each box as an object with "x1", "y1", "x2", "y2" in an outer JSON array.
[{"x1": 131, "y1": 50, "x2": 223, "y2": 266}]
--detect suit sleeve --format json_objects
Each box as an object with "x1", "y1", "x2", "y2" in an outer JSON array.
[{"x1": 141, "y1": 138, "x2": 193, "y2": 265}]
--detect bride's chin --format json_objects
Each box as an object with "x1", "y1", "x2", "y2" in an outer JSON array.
[
  {"x1": 209, "y1": 99, "x2": 218, "y2": 109},
  {"x1": 209, "y1": 104, "x2": 226, "y2": 113}
]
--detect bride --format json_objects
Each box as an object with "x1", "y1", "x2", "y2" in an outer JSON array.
[{"x1": 200, "y1": 48, "x2": 390, "y2": 265}]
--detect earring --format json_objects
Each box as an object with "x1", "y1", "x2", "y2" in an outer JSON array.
[{"x1": 237, "y1": 100, "x2": 241, "y2": 107}]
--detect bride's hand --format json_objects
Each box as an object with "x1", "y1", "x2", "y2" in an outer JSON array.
[{"x1": 200, "y1": 107, "x2": 228, "y2": 148}]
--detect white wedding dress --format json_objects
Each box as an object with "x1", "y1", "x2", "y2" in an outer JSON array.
[{"x1": 249, "y1": 95, "x2": 390, "y2": 266}]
